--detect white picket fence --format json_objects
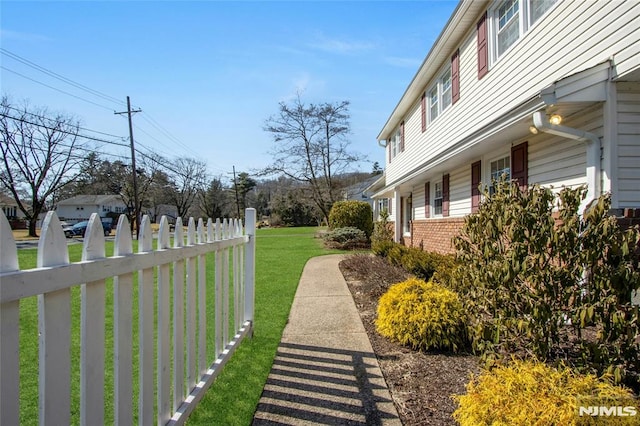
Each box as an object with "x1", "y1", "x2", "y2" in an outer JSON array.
[{"x1": 0, "y1": 208, "x2": 256, "y2": 425}]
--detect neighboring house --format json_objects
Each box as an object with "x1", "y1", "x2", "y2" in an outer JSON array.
[
  {"x1": 0, "y1": 194, "x2": 27, "y2": 229},
  {"x1": 56, "y1": 195, "x2": 128, "y2": 223},
  {"x1": 0, "y1": 194, "x2": 24, "y2": 219},
  {"x1": 342, "y1": 175, "x2": 380, "y2": 208},
  {"x1": 371, "y1": 0, "x2": 640, "y2": 253}
]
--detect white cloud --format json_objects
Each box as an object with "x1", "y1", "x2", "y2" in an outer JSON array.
[
  {"x1": 382, "y1": 55, "x2": 423, "y2": 68},
  {"x1": 0, "y1": 29, "x2": 52, "y2": 43},
  {"x1": 308, "y1": 33, "x2": 375, "y2": 55}
]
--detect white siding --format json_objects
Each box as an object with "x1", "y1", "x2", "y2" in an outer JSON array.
[
  {"x1": 529, "y1": 107, "x2": 603, "y2": 191},
  {"x1": 385, "y1": 0, "x2": 639, "y2": 185},
  {"x1": 412, "y1": 183, "x2": 426, "y2": 220},
  {"x1": 618, "y1": 85, "x2": 640, "y2": 207},
  {"x1": 449, "y1": 164, "x2": 470, "y2": 217}
]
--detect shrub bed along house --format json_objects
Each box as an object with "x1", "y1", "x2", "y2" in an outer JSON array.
[
  {"x1": 453, "y1": 359, "x2": 638, "y2": 426},
  {"x1": 368, "y1": 178, "x2": 640, "y2": 422},
  {"x1": 376, "y1": 277, "x2": 467, "y2": 352}
]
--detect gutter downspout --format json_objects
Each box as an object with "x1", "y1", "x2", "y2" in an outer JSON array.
[{"x1": 532, "y1": 110, "x2": 601, "y2": 212}]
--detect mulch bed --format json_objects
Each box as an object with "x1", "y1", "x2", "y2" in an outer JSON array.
[{"x1": 339, "y1": 254, "x2": 480, "y2": 426}]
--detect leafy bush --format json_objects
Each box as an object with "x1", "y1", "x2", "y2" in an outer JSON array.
[
  {"x1": 452, "y1": 178, "x2": 640, "y2": 388},
  {"x1": 329, "y1": 200, "x2": 373, "y2": 238},
  {"x1": 384, "y1": 243, "x2": 455, "y2": 282},
  {"x1": 323, "y1": 227, "x2": 368, "y2": 250},
  {"x1": 376, "y1": 278, "x2": 467, "y2": 352},
  {"x1": 453, "y1": 360, "x2": 638, "y2": 426},
  {"x1": 371, "y1": 209, "x2": 394, "y2": 255}
]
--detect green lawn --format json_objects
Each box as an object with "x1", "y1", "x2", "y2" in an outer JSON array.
[
  {"x1": 186, "y1": 226, "x2": 342, "y2": 425},
  {"x1": 15, "y1": 226, "x2": 341, "y2": 425}
]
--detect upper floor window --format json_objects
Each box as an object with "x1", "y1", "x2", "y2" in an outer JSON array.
[
  {"x1": 427, "y1": 66, "x2": 453, "y2": 124},
  {"x1": 428, "y1": 87, "x2": 439, "y2": 122},
  {"x1": 496, "y1": 0, "x2": 520, "y2": 57},
  {"x1": 490, "y1": 0, "x2": 557, "y2": 63},
  {"x1": 389, "y1": 124, "x2": 404, "y2": 160}
]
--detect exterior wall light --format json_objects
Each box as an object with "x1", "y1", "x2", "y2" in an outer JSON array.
[
  {"x1": 529, "y1": 126, "x2": 539, "y2": 134},
  {"x1": 549, "y1": 114, "x2": 563, "y2": 125}
]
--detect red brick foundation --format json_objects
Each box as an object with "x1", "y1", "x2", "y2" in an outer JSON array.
[
  {"x1": 406, "y1": 218, "x2": 466, "y2": 254},
  {"x1": 614, "y1": 208, "x2": 640, "y2": 230}
]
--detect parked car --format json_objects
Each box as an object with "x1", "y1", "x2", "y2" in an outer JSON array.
[
  {"x1": 71, "y1": 219, "x2": 112, "y2": 237},
  {"x1": 60, "y1": 221, "x2": 75, "y2": 238}
]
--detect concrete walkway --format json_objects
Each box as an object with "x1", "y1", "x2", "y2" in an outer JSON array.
[{"x1": 252, "y1": 254, "x2": 401, "y2": 425}]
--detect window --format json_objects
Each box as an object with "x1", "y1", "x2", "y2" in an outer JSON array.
[
  {"x1": 403, "y1": 195, "x2": 413, "y2": 234},
  {"x1": 441, "y1": 69, "x2": 452, "y2": 111},
  {"x1": 496, "y1": 0, "x2": 520, "y2": 57},
  {"x1": 377, "y1": 198, "x2": 389, "y2": 217},
  {"x1": 434, "y1": 181, "x2": 443, "y2": 216},
  {"x1": 530, "y1": 0, "x2": 557, "y2": 25},
  {"x1": 388, "y1": 124, "x2": 404, "y2": 161},
  {"x1": 489, "y1": 0, "x2": 557, "y2": 63},
  {"x1": 490, "y1": 155, "x2": 510, "y2": 193},
  {"x1": 427, "y1": 66, "x2": 453, "y2": 124},
  {"x1": 428, "y1": 87, "x2": 439, "y2": 122}
]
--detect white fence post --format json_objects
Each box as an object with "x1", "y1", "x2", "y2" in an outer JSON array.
[
  {"x1": 0, "y1": 211, "x2": 20, "y2": 426},
  {"x1": 243, "y1": 208, "x2": 256, "y2": 327},
  {"x1": 37, "y1": 212, "x2": 72, "y2": 426},
  {"x1": 0, "y1": 209, "x2": 255, "y2": 426},
  {"x1": 138, "y1": 215, "x2": 154, "y2": 425},
  {"x1": 80, "y1": 213, "x2": 107, "y2": 426},
  {"x1": 113, "y1": 214, "x2": 134, "y2": 425}
]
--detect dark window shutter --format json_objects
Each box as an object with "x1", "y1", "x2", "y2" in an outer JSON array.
[
  {"x1": 477, "y1": 12, "x2": 488, "y2": 79},
  {"x1": 443, "y1": 173, "x2": 450, "y2": 217},
  {"x1": 452, "y1": 49, "x2": 460, "y2": 104},
  {"x1": 511, "y1": 141, "x2": 528, "y2": 189},
  {"x1": 424, "y1": 181, "x2": 430, "y2": 218},
  {"x1": 421, "y1": 93, "x2": 427, "y2": 132},
  {"x1": 388, "y1": 198, "x2": 392, "y2": 215},
  {"x1": 471, "y1": 161, "x2": 481, "y2": 213},
  {"x1": 400, "y1": 121, "x2": 405, "y2": 152}
]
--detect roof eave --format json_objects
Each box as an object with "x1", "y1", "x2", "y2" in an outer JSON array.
[{"x1": 377, "y1": 0, "x2": 488, "y2": 142}]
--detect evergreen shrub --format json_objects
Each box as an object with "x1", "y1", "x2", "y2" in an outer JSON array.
[
  {"x1": 329, "y1": 200, "x2": 373, "y2": 238},
  {"x1": 323, "y1": 227, "x2": 368, "y2": 250},
  {"x1": 453, "y1": 360, "x2": 638, "y2": 426},
  {"x1": 452, "y1": 177, "x2": 640, "y2": 388},
  {"x1": 375, "y1": 278, "x2": 467, "y2": 352},
  {"x1": 371, "y1": 209, "x2": 394, "y2": 255}
]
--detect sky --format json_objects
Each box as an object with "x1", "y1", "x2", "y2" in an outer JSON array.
[{"x1": 1, "y1": 0, "x2": 459, "y2": 181}]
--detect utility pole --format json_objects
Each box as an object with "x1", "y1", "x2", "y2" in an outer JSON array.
[
  {"x1": 232, "y1": 165, "x2": 241, "y2": 218},
  {"x1": 115, "y1": 96, "x2": 142, "y2": 238}
]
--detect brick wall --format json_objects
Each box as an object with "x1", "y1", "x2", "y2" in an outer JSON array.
[
  {"x1": 613, "y1": 208, "x2": 640, "y2": 230},
  {"x1": 407, "y1": 218, "x2": 466, "y2": 254},
  {"x1": 397, "y1": 208, "x2": 639, "y2": 255}
]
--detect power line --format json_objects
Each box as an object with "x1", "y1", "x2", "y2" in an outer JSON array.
[
  {"x1": 0, "y1": 48, "x2": 125, "y2": 107},
  {"x1": 1, "y1": 66, "x2": 117, "y2": 112},
  {"x1": 0, "y1": 112, "x2": 130, "y2": 147},
  {"x1": 2, "y1": 104, "x2": 127, "y2": 140}
]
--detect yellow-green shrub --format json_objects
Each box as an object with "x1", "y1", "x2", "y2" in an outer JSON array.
[
  {"x1": 453, "y1": 360, "x2": 638, "y2": 426},
  {"x1": 375, "y1": 278, "x2": 467, "y2": 352}
]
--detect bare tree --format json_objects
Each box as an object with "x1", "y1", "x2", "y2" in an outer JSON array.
[
  {"x1": 168, "y1": 157, "x2": 208, "y2": 219},
  {"x1": 262, "y1": 94, "x2": 362, "y2": 223},
  {"x1": 0, "y1": 96, "x2": 86, "y2": 236}
]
